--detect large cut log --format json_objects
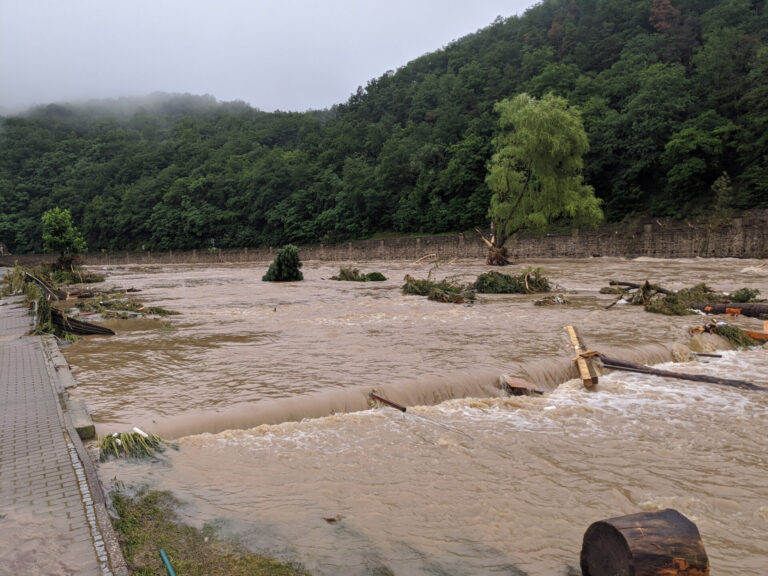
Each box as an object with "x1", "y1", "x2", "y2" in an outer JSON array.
[
  {"x1": 689, "y1": 302, "x2": 768, "y2": 318},
  {"x1": 598, "y1": 355, "x2": 764, "y2": 391},
  {"x1": 581, "y1": 508, "x2": 709, "y2": 576}
]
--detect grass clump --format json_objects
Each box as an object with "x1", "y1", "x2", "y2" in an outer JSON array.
[
  {"x1": 472, "y1": 267, "x2": 551, "y2": 294},
  {"x1": 330, "y1": 267, "x2": 387, "y2": 282},
  {"x1": 111, "y1": 488, "x2": 309, "y2": 576},
  {"x1": 263, "y1": 245, "x2": 303, "y2": 282},
  {"x1": 99, "y1": 430, "x2": 170, "y2": 462}
]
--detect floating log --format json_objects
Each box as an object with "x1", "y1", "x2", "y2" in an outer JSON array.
[
  {"x1": 370, "y1": 392, "x2": 406, "y2": 412},
  {"x1": 609, "y1": 280, "x2": 673, "y2": 295},
  {"x1": 51, "y1": 308, "x2": 115, "y2": 336},
  {"x1": 598, "y1": 355, "x2": 764, "y2": 391},
  {"x1": 565, "y1": 326, "x2": 598, "y2": 387},
  {"x1": 581, "y1": 508, "x2": 709, "y2": 576},
  {"x1": 690, "y1": 302, "x2": 768, "y2": 319}
]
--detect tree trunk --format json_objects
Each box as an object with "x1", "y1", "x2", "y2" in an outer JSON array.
[
  {"x1": 581, "y1": 509, "x2": 709, "y2": 576},
  {"x1": 690, "y1": 302, "x2": 768, "y2": 318},
  {"x1": 598, "y1": 354, "x2": 764, "y2": 391}
]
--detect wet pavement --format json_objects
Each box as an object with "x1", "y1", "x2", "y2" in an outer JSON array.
[{"x1": 0, "y1": 291, "x2": 126, "y2": 575}]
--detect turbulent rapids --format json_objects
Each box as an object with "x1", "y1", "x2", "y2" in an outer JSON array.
[{"x1": 63, "y1": 257, "x2": 768, "y2": 575}]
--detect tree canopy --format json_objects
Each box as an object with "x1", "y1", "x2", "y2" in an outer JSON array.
[
  {"x1": 41, "y1": 207, "x2": 86, "y2": 268},
  {"x1": 1, "y1": 0, "x2": 767, "y2": 254},
  {"x1": 486, "y1": 93, "x2": 603, "y2": 250}
]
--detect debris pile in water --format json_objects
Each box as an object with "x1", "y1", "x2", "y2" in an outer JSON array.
[
  {"x1": 330, "y1": 267, "x2": 387, "y2": 282},
  {"x1": 604, "y1": 280, "x2": 763, "y2": 316},
  {"x1": 692, "y1": 323, "x2": 763, "y2": 348},
  {"x1": 402, "y1": 274, "x2": 475, "y2": 304},
  {"x1": 472, "y1": 267, "x2": 551, "y2": 294},
  {"x1": 534, "y1": 294, "x2": 569, "y2": 306}
]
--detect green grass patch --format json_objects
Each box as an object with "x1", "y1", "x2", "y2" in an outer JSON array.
[{"x1": 111, "y1": 489, "x2": 309, "y2": 576}]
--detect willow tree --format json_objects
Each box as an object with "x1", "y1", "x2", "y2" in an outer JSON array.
[{"x1": 483, "y1": 93, "x2": 603, "y2": 264}]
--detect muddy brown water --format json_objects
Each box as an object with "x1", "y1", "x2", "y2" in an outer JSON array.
[{"x1": 62, "y1": 258, "x2": 768, "y2": 575}]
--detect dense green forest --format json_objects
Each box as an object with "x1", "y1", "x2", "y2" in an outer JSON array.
[{"x1": 1, "y1": 0, "x2": 767, "y2": 253}]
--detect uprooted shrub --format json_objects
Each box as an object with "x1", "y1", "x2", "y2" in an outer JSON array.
[
  {"x1": 330, "y1": 267, "x2": 387, "y2": 282},
  {"x1": 263, "y1": 245, "x2": 303, "y2": 282},
  {"x1": 472, "y1": 267, "x2": 551, "y2": 294},
  {"x1": 694, "y1": 323, "x2": 763, "y2": 348}
]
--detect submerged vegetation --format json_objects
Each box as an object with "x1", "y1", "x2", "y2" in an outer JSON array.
[
  {"x1": 472, "y1": 268, "x2": 551, "y2": 294},
  {"x1": 330, "y1": 267, "x2": 387, "y2": 282},
  {"x1": 707, "y1": 324, "x2": 762, "y2": 348},
  {"x1": 402, "y1": 267, "x2": 554, "y2": 304},
  {"x1": 99, "y1": 430, "x2": 169, "y2": 462},
  {"x1": 111, "y1": 489, "x2": 309, "y2": 576},
  {"x1": 263, "y1": 245, "x2": 303, "y2": 282}
]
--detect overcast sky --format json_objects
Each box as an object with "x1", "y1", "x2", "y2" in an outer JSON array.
[{"x1": 0, "y1": 0, "x2": 535, "y2": 114}]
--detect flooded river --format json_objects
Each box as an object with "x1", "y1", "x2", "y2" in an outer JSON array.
[{"x1": 64, "y1": 257, "x2": 768, "y2": 575}]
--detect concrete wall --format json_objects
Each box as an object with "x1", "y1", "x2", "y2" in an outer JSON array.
[{"x1": 3, "y1": 211, "x2": 767, "y2": 267}]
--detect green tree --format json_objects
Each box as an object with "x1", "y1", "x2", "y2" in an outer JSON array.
[
  {"x1": 484, "y1": 93, "x2": 602, "y2": 264},
  {"x1": 41, "y1": 207, "x2": 87, "y2": 270},
  {"x1": 262, "y1": 245, "x2": 303, "y2": 282}
]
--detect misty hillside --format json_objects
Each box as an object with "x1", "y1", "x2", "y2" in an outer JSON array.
[{"x1": 1, "y1": 0, "x2": 767, "y2": 253}]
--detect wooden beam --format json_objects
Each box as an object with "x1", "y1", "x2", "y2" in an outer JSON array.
[{"x1": 565, "y1": 325, "x2": 598, "y2": 387}]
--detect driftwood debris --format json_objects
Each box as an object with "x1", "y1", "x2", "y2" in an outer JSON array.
[
  {"x1": 580, "y1": 508, "x2": 709, "y2": 576},
  {"x1": 565, "y1": 326, "x2": 599, "y2": 387},
  {"x1": 598, "y1": 354, "x2": 764, "y2": 391},
  {"x1": 610, "y1": 279, "x2": 673, "y2": 295},
  {"x1": 690, "y1": 302, "x2": 768, "y2": 319},
  {"x1": 370, "y1": 392, "x2": 407, "y2": 412}
]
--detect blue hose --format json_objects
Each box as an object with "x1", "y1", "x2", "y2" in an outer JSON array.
[{"x1": 159, "y1": 549, "x2": 177, "y2": 576}]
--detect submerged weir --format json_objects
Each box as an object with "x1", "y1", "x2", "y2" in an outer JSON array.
[{"x1": 63, "y1": 257, "x2": 768, "y2": 575}]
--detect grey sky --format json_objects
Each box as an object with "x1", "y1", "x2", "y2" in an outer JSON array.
[{"x1": 1, "y1": 0, "x2": 534, "y2": 114}]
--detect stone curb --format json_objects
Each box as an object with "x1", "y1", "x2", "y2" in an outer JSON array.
[{"x1": 40, "y1": 335, "x2": 129, "y2": 576}]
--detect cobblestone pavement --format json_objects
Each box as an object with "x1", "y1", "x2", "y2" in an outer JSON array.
[{"x1": 0, "y1": 295, "x2": 114, "y2": 575}]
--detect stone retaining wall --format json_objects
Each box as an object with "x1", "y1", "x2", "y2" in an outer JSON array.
[{"x1": 2, "y1": 211, "x2": 766, "y2": 267}]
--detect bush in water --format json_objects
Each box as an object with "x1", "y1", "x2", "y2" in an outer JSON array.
[{"x1": 263, "y1": 245, "x2": 304, "y2": 282}]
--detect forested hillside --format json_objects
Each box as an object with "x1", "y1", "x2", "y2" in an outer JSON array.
[{"x1": 1, "y1": 0, "x2": 767, "y2": 253}]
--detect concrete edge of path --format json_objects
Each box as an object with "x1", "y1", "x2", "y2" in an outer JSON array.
[{"x1": 39, "y1": 335, "x2": 130, "y2": 576}]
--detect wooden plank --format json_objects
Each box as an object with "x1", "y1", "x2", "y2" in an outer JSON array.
[
  {"x1": 499, "y1": 375, "x2": 544, "y2": 396},
  {"x1": 565, "y1": 325, "x2": 598, "y2": 387}
]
